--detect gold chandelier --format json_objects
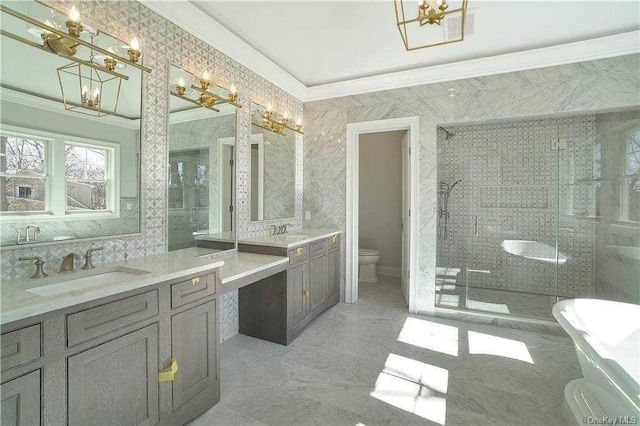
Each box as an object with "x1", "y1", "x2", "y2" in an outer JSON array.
[{"x1": 394, "y1": 0, "x2": 468, "y2": 51}]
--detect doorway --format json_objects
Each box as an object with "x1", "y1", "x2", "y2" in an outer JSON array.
[{"x1": 346, "y1": 117, "x2": 419, "y2": 313}]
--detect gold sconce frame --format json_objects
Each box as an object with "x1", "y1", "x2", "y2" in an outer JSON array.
[
  {"x1": 169, "y1": 67, "x2": 241, "y2": 113},
  {"x1": 251, "y1": 103, "x2": 303, "y2": 136},
  {"x1": 0, "y1": 2, "x2": 151, "y2": 74},
  {"x1": 394, "y1": 0, "x2": 468, "y2": 51}
]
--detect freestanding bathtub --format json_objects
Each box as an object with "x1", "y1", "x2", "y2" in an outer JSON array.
[{"x1": 553, "y1": 299, "x2": 640, "y2": 425}]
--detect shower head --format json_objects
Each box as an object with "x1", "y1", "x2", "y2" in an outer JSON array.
[{"x1": 438, "y1": 127, "x2": 455, "y2": 140}]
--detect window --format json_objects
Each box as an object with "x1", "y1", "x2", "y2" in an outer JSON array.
[
  {"x1": 621, "y1": 129, "x2": 640, "y2": 222},
  {"x1": 0, "y1": 128, "x2": 118, "y2": 220},
  {"x1": 1, "y1": 135, "x2": 47, "y2": 212}
]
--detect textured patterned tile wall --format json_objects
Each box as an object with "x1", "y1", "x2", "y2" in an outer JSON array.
[
  {"x1": 436, "y1": 115, "x2": 597, "y2": 298},
  {"x1": 0, "y1": 0, "x2": 303, "y2": 342},
  {"x1": 304, "y1": 54, "x2": 640, "y2": 315}
]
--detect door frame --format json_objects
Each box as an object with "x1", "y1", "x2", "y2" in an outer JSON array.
[
  {"x1": 217, "y1": 136, "x2": 236, "y2": 231},
  {"x1": 345, "y1": 116, "x2": 420, "y2": 313}
]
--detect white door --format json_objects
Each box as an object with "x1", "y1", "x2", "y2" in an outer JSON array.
[{"x1": 401, "y1": 130, "x2": 410, "y2": 306}]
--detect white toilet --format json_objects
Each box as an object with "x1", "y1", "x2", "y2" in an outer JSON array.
[{"x1": 358, "y1": 248, "x2": 381, "y2": 283}]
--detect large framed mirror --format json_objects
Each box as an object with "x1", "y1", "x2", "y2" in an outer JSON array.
[
  {"x1": 167, "y1": 64, "x2": 237, "y2": 252},
  {"x1": 0, "y1": 1, "x2": 144, "y2": 247},
  {"x1": 250, "y1": 102, "x2": 296, "y2": 221}
]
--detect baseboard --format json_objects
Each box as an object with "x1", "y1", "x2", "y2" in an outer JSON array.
[{"x1": 377, "y1": 266, "x2": 401, "y2": 277}]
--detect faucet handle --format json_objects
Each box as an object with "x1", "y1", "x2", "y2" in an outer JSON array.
[
  {"x1": 18, "y1": 256, "x2": 48, "y2": 279},
  {"x1": 81, "y1": 247, "x2": 104, "y2": 270}
]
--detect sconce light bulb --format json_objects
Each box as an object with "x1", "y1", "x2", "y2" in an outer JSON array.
[
  {"x1": 178, "y1": 77, "x2": 185, "y2": 87},
  {"x1": 130, "y1": 37, "x2": 140, "y2": 51},
  {"x1": 69, "y1": 6, "x2": 80, "y2": 22},
  {"x1": 202, "y1": 71, "x2": 210, "y2": 80},
  {"x1": 283, "y1": 111, "x2": 289, "y2": 119},
  {"x1": 266, "y1": 103, "x2": 273, "y2": 112},
  {"x1": 296, "y1": 118, "x2": 302, "y2": 126},
  {"x1": 230, "y1": 84, "x2": 237, "y2": 94}
]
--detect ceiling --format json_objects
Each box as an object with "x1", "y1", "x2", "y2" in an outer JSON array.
[{"x1": 191, "y1": 0, "x2": 640, "y2": 87}]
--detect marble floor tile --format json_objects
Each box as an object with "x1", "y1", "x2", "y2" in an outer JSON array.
[{"x1": 191, "y1": 276, "x2": 580, "y2": 426}]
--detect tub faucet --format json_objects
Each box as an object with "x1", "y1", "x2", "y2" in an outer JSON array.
[{"x1": 25, "y1": 224, "x2": 40, "y2": 242}]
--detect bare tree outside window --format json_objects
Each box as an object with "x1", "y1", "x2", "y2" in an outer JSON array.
[
  {"x1": 65, "y1": 145, "x2": 108, "y2": 210},
  {"x1": 0, "y1": 135, "x2": 46, "y2": 212}
]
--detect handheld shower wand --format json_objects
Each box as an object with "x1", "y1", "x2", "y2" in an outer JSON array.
[{"x1": 438, "y1": 179, "x2": 462, "y2": 240}]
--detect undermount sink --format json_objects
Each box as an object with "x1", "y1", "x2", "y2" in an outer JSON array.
[
  {"x1": 501, "y1": 240, "x2": 568, "y2": 265},
  {"x1": 27, "y1": 266, "x2": 150, "y2": 297},
  {"x1": 285, "y1": 234, "x2": 310, "y2": 240}
]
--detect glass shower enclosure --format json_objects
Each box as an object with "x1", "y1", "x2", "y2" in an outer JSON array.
[{"x1": 435, "y1": 110, "x2": 640, "y2": 321}]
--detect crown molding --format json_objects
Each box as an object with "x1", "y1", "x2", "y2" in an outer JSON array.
[
  {"x1": 305, "y1": 31, "x2": 640, "y2": 102},
  {"x1": 139, "y1": 0, "x2": 307, "y2": 101},
  {"x1": 0, "y1": 87, "x2": 141, "y2": 129}
]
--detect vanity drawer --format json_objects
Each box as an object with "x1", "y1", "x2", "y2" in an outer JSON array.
[
  {"x1": 171, "y1": 272, "x2": 217, "y2": 309},
  {"x1": 309, "y1": 239, "x2": 327, "y2": 258},
  {"x1": 1, "y1": 324, "x2": 41, "y2": 371},
  {"x1": 67, "y1": 290, "x2": 159, "y2": 347},
  {"x1": 328, "y1": 233, "x2": 340, "y2": 250},
  {"x1": 289, "y1": 245, "x2": 308, "y2": 265}
]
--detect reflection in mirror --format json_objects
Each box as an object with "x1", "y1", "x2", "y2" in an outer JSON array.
[
  {"x1": 168, "y1": 65, "x2": 237, "y2": 252},
  {"x1": 0, "y1": 1, "x2": 143, "y2": 247},
  {"x1": 250, "y1": 102, "x2": 296, "y2": 221}
]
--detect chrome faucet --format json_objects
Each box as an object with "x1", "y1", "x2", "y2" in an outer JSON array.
[
  {"x1": 25, "y1": 225, "x2": 40, "y2": 243},
  {"x1": 60, "y1": 253, "x2": 82, "y2": 273},
  {"x1": 16, "y1": 225, "x2": 40, "y2": 245}
]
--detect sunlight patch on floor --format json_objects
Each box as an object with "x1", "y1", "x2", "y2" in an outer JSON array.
[
  {"x1": 468, "y1": 331, "x2": 534, "y2": 364},
  {"x1": 383, "y1": 353, "x2": 449, "y2": 394},
  {"x1": 466, "y1": 299, "x2": 510, "y2": 314},
  {"x1": 371, "y1": 371, "x2": 447, "y2": 425},
  {"x1": 398, "y1": 317, "x2": 459, "y2": 356}
]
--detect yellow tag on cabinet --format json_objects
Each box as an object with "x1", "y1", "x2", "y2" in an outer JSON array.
[{"x1": 192, "y1": 277, "x2": 200, "y2": 285}]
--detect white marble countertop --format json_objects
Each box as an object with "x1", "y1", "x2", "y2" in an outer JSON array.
[
  {"x1": 194, "y1": 231, "x2": 236, "y2": 243},
  {"x1": 1, "y1": 247, "x2": 225, "y2": 326},
  {"x1": 208, "y1": 251, "x2": 288, "y2": 285},
  {"x1": 1, "y1": 248, "x2": 292, "y2": 326},
  {"x1": 237, "y1": 228, "x2": 342, "y2": 249}
]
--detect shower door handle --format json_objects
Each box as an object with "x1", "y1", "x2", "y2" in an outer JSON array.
[{"x1": 474, "y1": 216, "x2": 479, "y2": 237}]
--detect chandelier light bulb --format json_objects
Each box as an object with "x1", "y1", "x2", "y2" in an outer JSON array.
[
  {"x1": 68, "y1": 6, "x2": 80, "y2": 22},
  {"x1": 130, "y1": 37, "x2": 140, "y2": 51},
  {"x1": 202, "y1": 71, "x2": 210, "y2": 80},
  {"x1": 82, "y1": 85, "x2": 88, "y2": 95}
]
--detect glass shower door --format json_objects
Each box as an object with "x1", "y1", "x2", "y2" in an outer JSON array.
[{"x1": 168, "y1": 149, "x2": 210, "y2": 251}]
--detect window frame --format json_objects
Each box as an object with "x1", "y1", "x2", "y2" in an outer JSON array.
[{"x1": 0, "y1": 125, "x2": 120, "y2": 222}]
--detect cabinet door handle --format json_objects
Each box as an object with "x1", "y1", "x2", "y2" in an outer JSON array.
[
  {"x1": 331, "y1": 235, "x2": 337, "y2": 243},
  {"x1": 296, "y1": 247, "x2": 303, "y2": 255},
  {"x1": 192, "y1": 277, "x2": 200, "y2": 285},
  {"x1": 303, "y1": 290, "x2": 309, "y2": 297},
  {"x1": 158, "y1": 357, "x2": 178, "y2": 382}
]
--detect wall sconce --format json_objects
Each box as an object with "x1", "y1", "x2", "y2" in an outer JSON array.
[
  {"x1": 169, "y1": 67, "x2": 241, "y2": 113},
  {"x1": 252, "y1": 102, "x2": 303, "y2": 135}
]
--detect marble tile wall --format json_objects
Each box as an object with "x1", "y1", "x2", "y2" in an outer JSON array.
[
  {"x1": 437, "y1": 115, "x2": 598, "y2": 299},
  {"x1": 304, "y1": 54, "x2": 640, "y2": 315},
  {"x1": 0, "y1": 0, "x2": 304, "y2": 342},
  {"x1": 260, "y1": 130, "x2": 296, "y2": 220}
]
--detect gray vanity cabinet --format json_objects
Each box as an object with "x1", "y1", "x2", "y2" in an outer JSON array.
[
  {"x1": 287, "y1": 263, "x2": 308, "y2": 330},
  {"x1": 67, "y1": 324, "x2": 159, "y2": 426},
  {"x1": 170, "y1": 300, "x2": 217, "y2": 412},
  {"x1": 308, "y1": 253, "x2": 327, "y2": 313},
  {"x1": 1, "y1": 268, "x2": 221, "y2": 426},
  {"x1": 239, "y1": 233, "x2": 341, "y2": 345},
  {"x1": 1, "y1": 370, "x2": 41, "y2": 426},
  {"x1": 327, "y1": 247, "x2": 340, "y2": 298}
]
